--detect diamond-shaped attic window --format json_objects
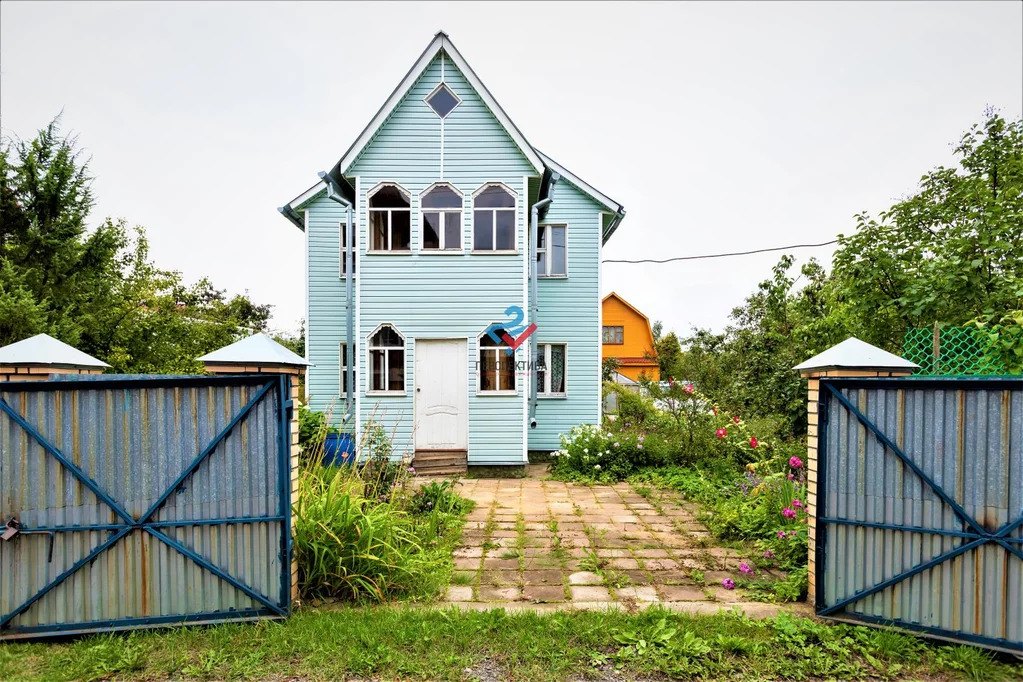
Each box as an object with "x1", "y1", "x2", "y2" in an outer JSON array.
[{"x1": 426, "y1": 83, "x2": 460, "y2": 118}]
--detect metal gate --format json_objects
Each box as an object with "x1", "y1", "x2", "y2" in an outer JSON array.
[
  {"x1": 0, "y1": 374, "x2": 292, "y2": 639},
  {"x1": 815, "y1": 377, "x2": 1022, "y2": 653}
]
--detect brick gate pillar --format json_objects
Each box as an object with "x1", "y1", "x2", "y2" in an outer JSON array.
[
  {"x1": 793, "y1": 338, "x2": 917, "y2": 607},
  {"x1": 198, "y1": 333, "x2": 309, "y2": 606},
  {"x1": 0, "y1": 333, "x2": 109, "y2": 382}
]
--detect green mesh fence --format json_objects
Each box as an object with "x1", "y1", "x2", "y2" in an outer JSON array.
[{"x1": 902, "y1": 326, "x2": 1007, "y2": 375}]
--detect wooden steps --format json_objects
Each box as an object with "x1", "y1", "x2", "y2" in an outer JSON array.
[{"x1": 412, "y1": 450, "x2": 468, "y2": 477}]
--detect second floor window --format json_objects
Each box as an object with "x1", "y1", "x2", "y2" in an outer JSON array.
[
  {"x1": 421, "y1": 183, "x2": 463, "y2": 251},
  {"x1": 537, "y1": 224, "x2": 567, "y2": 276},
  {"x1": 473, "y1": 184, "x2": 516, "y2": 252},
  {"x1": 368, "y1": 184, "x2": 411, "y2": 252},
  {"x1": 603, "y1": 326, "x2": 624, "y2": 344},
  {"x1": 339, "y1": 222, "x2": 356, "y2": 277}
]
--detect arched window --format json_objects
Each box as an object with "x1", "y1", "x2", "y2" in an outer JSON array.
[
  {"x1": 478, "y1": 328, "x2": 516, "y2": 393},
  {"x1": 368, "y1": 324, "x2": 405, "y2": 393},
  {"x1": 472, "y1": 184, "x2": 516, "y2": 252},
  {"x1": 420, "y1": 183, "x2": 463, "y2": 251},
  {"x1": 368, "y1": 184, "x2": 411, "y2": 252}
]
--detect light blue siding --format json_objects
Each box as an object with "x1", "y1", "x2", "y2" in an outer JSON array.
[
  {"x1": 304, "y1": 191, "x2": 348, "y2": 421},
  {"x1": 529, "y1": 180, "x2": 603, "y2": 451},
  {"x1": 348, "y1": 52, "x2": 535, "y2": 465}
]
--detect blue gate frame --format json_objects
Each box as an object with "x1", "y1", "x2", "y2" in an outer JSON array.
[
  {"x1": 815, "y1": 377, "x2": 1022, "y2": 654},
  {"x1": 0, "y1": 374, "x2": 293, "y2": 638}
]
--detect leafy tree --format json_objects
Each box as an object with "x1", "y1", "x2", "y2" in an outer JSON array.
[
  {"x1": 601, "y1": 356, "x2": 621, "y2": 382},
  {"x1": 653, "y1": 332, "x2": 682, "y2": 379},
  {"x1": 1, "y1": 116, "x2": 281, "y2": 372},
  {"x1": 651, "y1": 320, "x2": 663, "y2": 341}
]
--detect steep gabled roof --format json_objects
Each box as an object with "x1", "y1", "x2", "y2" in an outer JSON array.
[
  {"x1": 602, "y1": 292, "x2": 657, "y2": 351},
  {"x1": 333, "y1": 32, "x2": 544, "y2": 178},
  {"x1": 282, "y1": 32, "x2": 625, "y2": 232}
]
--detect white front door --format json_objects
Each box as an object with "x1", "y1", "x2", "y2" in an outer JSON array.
[{"x1": 414, "y1": 339, "x2": 468, "y2": 451}]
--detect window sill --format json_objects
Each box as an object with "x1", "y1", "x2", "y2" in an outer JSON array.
[
  {"x1": 538, "y1": 393, "x2": 567, "y2": 399},
  {"x1": 366, "y1": 390, "x2": 407, "y2": 397},
  {"x1": 366, "y1": 250, "x2": 412, "y2": 255},
  {"x1": 477, "y1": 390, "x2": 518, "y2": 397},
  {"x1": 471, "y1": 250, "x2": 519, "y2": 255},
  {"x1": 419, "y1": 249, "x2": 466, "y2": 255},
  {"x1": 538, "y1": 274, "x2": 568, "y2": 280}
]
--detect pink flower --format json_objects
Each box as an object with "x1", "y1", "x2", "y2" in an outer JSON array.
[
  {"x1": 777, "y1": 530, "x2": 787, "y2": 539},
  {"x1": 638, "y1": 435, "x2": 645, "y2": 442},
  {"x1": 722, "y1": 578, "x2": 735, "y2": 589},
  {"x1": 668, "y1": 377, "x2": 675, "y2": 387},
  {"x1": 763, "y1": 550, "x2": 775, "y2": 559},
  {"x1": 637, "y1": 443, "x2": 643, "y2": 450},
  {"x1": 732, "y1": 415, "x2": 740, "y2": 424},
  {"x1": 792, "y1": 499, "x2": 802, "y2": 509},
  {"x1": 788, "y1": 530, "x2": 797, "y2": 537},
  {"x1": 787, "y1": 473, "x2": 795, "y2": 480},
  {"x1": 716, "y1": 428, "x2": 727, "y2": 438},
  {"x1": 739, "y1": 562, "x2": 753, "y2": 575},
  {"x1": 789, "y1": 456, "x2": 803, "y2": 469},
  {"x1": 749, "y1": 437, "x2": 758, "y2": 448},
  {"x1": 782, "y1": 507, "x2": 797, "y2": 520},
  {"x1": 684, "y1": 383, "x2": 695, "y2": 395}
]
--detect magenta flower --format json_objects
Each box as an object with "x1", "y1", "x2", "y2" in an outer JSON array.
[
  {"x1": 788, "y1": 530, "x2": 798, "y2": 537},
  {"x1": 684, "y1": 383, "x2": 695, "y2": 394},
  {"x1": 739, "y1": 562, "x2": 753, "y2": 575},
  {"x1": 789, "y1": 456, "x2": 803, "y2": 469},
  {"x1": 763, "y1": 550, "x2": 775, "y2": 559},
  {"x1": 777, "y1": 530, "x2": 787, "y2": 539},
  {"x1": 792, "y1": 499, "x2": 802, "y2": 509},
  {"x1": 787, "y1": 473, "x2": 795, "y2": 480},
  {"x1": 782, "y1": 507, "x2": 797, "y2": 520},
  {"x1": 716, "y1": 428, "x2": 727, "y2": 438},
  {"x1": 732, "y1": 415, "x2": 740, "y2": 425},
  {"x1": 722, "y1": 578, "x2": 735, "y2": 589},
  {"x1": 749, "y1": 437, "x2": 758, "y2": 448}
]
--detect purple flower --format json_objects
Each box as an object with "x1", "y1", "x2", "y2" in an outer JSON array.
[
  {"x1": 407, "y1": 466, "x2": 416, "y2": 474},
  {"x1": 763, "y1": 550, "x2": 775, "y2": 559},
  {"x1": 777, "y1": 530, "x2": 787, "y2": 539},
  {"x1": 722, "y1": 578, "x2": 735, "y2": 589},
  {"x1": 782, "y1": 507, "x2": 797, "y2": 520},
  {"x1": 739, "y1": 562, "x2": 753, "y2": 575},
  {"x1": 789, "y1": 456, "x2": 803, "y2": 469},
  {"x1": 787, "y1": 473, "x2": 795, "y2": 480}
]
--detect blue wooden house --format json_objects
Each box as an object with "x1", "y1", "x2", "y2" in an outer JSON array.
[{"x1": 280, "y1": 32, "x2": 625, "y2": 472}]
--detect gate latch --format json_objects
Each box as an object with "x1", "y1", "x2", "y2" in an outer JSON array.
[
  {"x1": 1, "y1": 517, "x2": 18, "y2": 541},
  {"x1": 2, "y1": 516, "x2": 55, "y2": 562}
]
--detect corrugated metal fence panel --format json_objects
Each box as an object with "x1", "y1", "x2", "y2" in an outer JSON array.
[
  {"x1": 817, "y1": 377, "x2": 1022, "y2": 654},
  {"x1": 0, "y1": 375, "x2": 290, "y2": 639}
]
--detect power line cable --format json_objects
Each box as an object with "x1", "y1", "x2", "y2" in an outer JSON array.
[{"x1": 601, "y1": 239, "x2": 839, "y2": 264}]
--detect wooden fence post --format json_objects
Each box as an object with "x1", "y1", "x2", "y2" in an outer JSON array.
[{"x1": 793, "y1": 338, "x2": 917, "y2": 608}]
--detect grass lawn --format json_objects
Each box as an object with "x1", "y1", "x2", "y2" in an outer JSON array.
[{"x1": 2, "y1": 606, "x2": 1020, "y2": 681}]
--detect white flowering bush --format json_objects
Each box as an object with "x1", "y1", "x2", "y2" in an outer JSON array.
[{"x1": 549, "y1": 423, "x2": 654, "y2": 482}]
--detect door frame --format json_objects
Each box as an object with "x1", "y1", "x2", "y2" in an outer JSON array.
[{"x1": 413, "y1": 337, "x2": 469, "y2": 452}]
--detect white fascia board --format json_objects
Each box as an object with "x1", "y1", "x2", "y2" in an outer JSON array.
[{"x1": 536, "y1": 150, "x2": 623, "y2": 215}]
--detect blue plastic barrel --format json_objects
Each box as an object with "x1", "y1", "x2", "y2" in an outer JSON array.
[{"x1": 322, "y1": 432, "x2": 356, "y2": 466}]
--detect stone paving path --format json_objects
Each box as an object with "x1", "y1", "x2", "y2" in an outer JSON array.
[{"x1": 440, "y1": 473, "x2": 809, "y2": 618}]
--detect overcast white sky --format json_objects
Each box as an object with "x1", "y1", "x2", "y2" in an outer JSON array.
[{"x1": 2, "y1": 1, "x2": 1021, "y2": 338}]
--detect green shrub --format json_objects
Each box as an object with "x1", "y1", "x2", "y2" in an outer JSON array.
[{"x1": 550, "y1": 424, "x2": 661, "y2": 482}]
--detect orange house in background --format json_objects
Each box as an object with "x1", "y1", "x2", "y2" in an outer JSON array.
[{"x1": 601, "y1": 292, "x2": 660, "y2": 381}]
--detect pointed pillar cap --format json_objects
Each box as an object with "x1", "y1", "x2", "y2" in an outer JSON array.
[
  {"x1": 198, "y1": 332, "x2": 308, "y2": 370},
  {"x1": 0, "y1": 333, "x2": 110, "y2": 369},
  {"x1": 793, "y1": 337, "x2": 918, "y2": 376}
]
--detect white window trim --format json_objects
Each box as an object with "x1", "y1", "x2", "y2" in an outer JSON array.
[
  {"x1": 366, "y1": 322, "x2": 407, "y2": 396},
  {"x1": 475, "y1": 326, "x2": 518, "y2": 396},
  {"x1": 537, "y1": 223, "x2": 569, "y2": 278},
  {"x1": 471, "y1": 182, "x2": 518, "y2": 255},
  {"x1": 366, "y1": 182, "x2": 412, "y2": 255},
  {"x1": 418, "y1": 182, "x2": 465, "y2": 253},
  {"x1": 537, "y1": 342, "x2": 568, "y2": 398},
  {"x1": 339, "y1": 341, "x2": 356, "y2": 395},
  {"x1": 338, "y1": 221, "x2": 357, "y2": 278},
  {"x1": 423, "y1": 81, "x2": 462, "y2": 119}
]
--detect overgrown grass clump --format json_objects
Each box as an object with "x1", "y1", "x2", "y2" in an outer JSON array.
[
  {"x1": 4, "y1": 608, "x2": 1020, "y2": 682},
  {"x1": 293, "y1": 409, "x2": 472, "y2": 603}
]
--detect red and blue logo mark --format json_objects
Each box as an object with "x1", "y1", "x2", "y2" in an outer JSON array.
[{"x1": 485, "y1": 306, "x2": 536, "y2": 355}]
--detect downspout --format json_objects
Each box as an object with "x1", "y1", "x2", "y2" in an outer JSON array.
[
  {"x1": 528, "y1": 173, "x2": 559, "y2": 429},
  {"x1": 317, "y1": 172, "x2": 355, "y2": 426}
]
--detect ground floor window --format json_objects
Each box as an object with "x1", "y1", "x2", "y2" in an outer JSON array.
[
  {"x1": 536, "y1": 343, "x2": 566, "y2": 396},
  {"x1": 479, "y1": 330, "x2": 515, "y2": 392},
  {"x1": 339, "y1": 342, "x2": 356, "y2": 394},
  {"x1": 368, "y1": 324, "x2": 405, "y2": 393}
]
